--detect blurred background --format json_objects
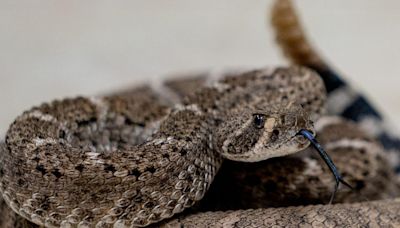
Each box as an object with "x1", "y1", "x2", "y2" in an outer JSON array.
[{"x1": 1, "y1": 0, "x2": 400, "y2": 134}]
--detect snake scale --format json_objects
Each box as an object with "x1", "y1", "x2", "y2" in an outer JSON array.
[{"x1": 1, "y1": 0, "x2": 400, "y2": 227}]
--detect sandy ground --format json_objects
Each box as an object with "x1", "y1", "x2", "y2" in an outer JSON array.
[{"x1": 0, "y1": 0, "x2": 400, "y2": 134}]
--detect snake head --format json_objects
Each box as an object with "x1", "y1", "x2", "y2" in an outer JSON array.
[{"x1": 215, "y1": 102, "x2": 314, "y2": 162}]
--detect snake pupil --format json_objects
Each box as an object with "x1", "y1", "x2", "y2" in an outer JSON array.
[{"x1": 253, "y1": 114, "x2": 265, "y2": 129}]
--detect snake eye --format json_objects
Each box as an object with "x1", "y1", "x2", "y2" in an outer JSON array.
[{"x1": 253, "y1": 114, "x2": 265, "y2": 129}]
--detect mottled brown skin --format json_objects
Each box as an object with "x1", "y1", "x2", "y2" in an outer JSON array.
[
  {"x1": 0, "y1": 143, "x2": 38, "y2": 228},
  {"x1": 1, "y1": 67, "x2": 332, "y2": 227},
  {"x1": 2, "y1": 67, "x2": 399, "y2": 228},
  {"x1": 2, "y1": 123, "x2": 399, "y2": 228},
  {"x1": 0, "y1": 197, "x2": 38, "y2": 228},
  {"x1": 1, "y1": 1, "x2": 399, "y2": 226},
  {"x1": 159, "y1": 199, "x2": 400, "y2": 228},
  {"x1": 195, "y1": 117, "x2": 398, "y2": 213}
]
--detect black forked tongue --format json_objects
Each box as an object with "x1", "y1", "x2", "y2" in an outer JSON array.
[{"x1": 298, "y1": 129, "x2": 354, "y2": 204}]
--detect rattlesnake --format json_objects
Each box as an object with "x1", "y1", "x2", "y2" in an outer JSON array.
[{"x1": 1, "y1": 0, "x2": 400, "y2": 227}]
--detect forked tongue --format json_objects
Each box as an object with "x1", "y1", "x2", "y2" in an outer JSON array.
[{"x1": 297, "y1": 129, "x2": 354, "y2": 204}]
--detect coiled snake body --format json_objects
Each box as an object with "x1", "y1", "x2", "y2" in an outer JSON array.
[{"x1": 1, "y1": 0, "x2": 400, "y2": 227}]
